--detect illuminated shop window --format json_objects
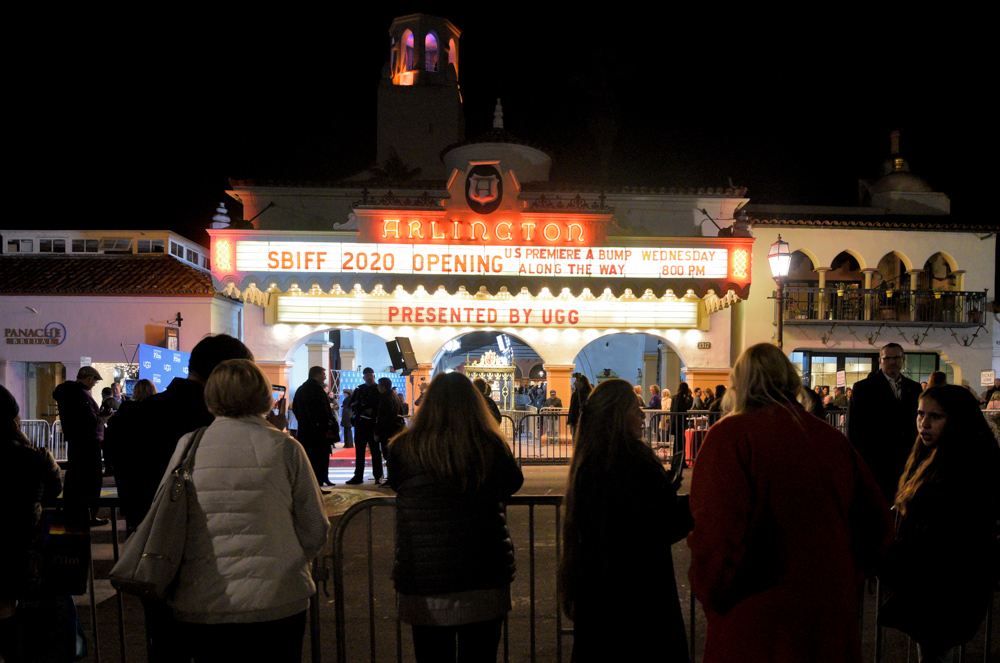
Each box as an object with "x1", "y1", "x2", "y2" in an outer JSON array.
[
  {"x1": 39, "y1": 239, "x2": 66, "y2": 253},
  {"x1": 810, "y1": 356, "x2": 837, "y2": 390},
  {"x1": 72, "y1": 239, "x2": 99, "y2": 253},
  {"x1": 843, "y1": 356, "x2": 873, "y2": 387},
  {"x1": 425, "y1": 32, "x2": 438, "y2": 71},
  {"x1": 6, "y1": 239, "x2": 33, "y2": 253},
  {"x1": 137, "y1": 239, "x2": 164, "y2": 254},
  {"x1": 788, "y1": 351, "x2": 805, "y2": 377}
]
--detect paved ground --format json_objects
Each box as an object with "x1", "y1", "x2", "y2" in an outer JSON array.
[{"x1": 74, "y1": 464, "x2": 998, "y2": 662}]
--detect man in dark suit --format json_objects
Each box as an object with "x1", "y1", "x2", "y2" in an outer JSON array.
[
  {"x1": 346, "y1": 367, "x2": 381, "y2": 484},
  {"x1": 847, "y1": 342, "x2": 923, "y2": 501},
  {"x1": 292, "y1": 366, "x2": 335, "y2": 490}
]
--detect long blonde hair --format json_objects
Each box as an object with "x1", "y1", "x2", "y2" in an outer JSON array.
[
  {"x1": 724, "y1": 343, "x2": 806, "y2": 416},
  {"x1": 388, "y1": 372, "x2": 511, "y2": 492}
]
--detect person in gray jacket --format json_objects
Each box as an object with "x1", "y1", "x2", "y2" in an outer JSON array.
[{"x1": 167, "y1": 359, "x2": 330, "y2": 662}]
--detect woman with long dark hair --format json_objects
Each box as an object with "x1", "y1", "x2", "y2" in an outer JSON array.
[
  {"x1": 878, "y1": 385, "x2": 1000, "y2": 662},
  {"x1": 670, "y1": 381, "x2": 693, "y2": 444},
  {"x1": 388, "y1": 372, "x2": 523, "y2": 662},
  {"x1": 688, "y1": 344, "x2": 892, "y2": 662},
  {"x1": 566, "y1": 374, "x2": 592, "y2": 440},
  {"x1": 560, "y1": 379, "x2": 692, "y2": 661}
]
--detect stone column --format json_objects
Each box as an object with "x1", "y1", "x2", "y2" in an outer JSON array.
[
  {"x1": 339, "y1": 349, "x2": 357, "y2": 372},
  {"x1": 952, "y1": 270, "x2": 966, "y2": 291},
  {"x1": 306, "y1": 342, "x2": 333, "y2": 373},
  {"x1": 684, "y1": 368, "x2": 732, "y2": 394},
  {"x1": 541, "y1": 364, "x2": 574, "y2": 410},
  {"x1": 815, "y1": 267, "x2": 830, "y2": 319},
  {"x1": 862, "y1": 268, "x2": 877, "y2": 321},
  {"x1": 908, "y1": 270, "x2": 923, "y2": 321},
  {"x1": 409, "y1": 362, "x2": 434, "y2": 412},
  {"x1": 257, "y1": 360, "x2": 293, "y2": 395}
]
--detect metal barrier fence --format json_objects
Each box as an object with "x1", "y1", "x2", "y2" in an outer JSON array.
[
  {"x1": 20, "y1": 418, "x2": 52, "y2": 447},
  {"x1": 18, "y1": 418, "x2": 68, "y2": 460},
  {"x1": 30, "y1": 497, "x2": 128, "y2": 663},
  {"x1": 512, "y1": 410, "x2": 572, "y2": 464},
  {"x1": 324, "y1": 495, "x2": 564, "y2": 663},
  {"x1": 24, "y1": 494, "x2": 996, "y2": 662},
  {"x1": 325, "y1": 496, "x2": 997, "y2": 663}
]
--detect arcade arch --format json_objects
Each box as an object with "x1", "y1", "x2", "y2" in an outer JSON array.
[{"x1": 254, "y1": 321, "x2": 725, "y2": 414}]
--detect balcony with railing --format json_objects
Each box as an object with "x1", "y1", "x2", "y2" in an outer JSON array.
[{"x1": 780, "y1": 287, "x2": 988, "y2": 327}]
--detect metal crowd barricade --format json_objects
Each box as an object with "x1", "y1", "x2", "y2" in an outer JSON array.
[
  {"x1": 513, "y1": 410, "x2": 572, "y2": 464},
  {"x1": 322, "y1": 495, "x2": 998, "y2": 663},
  {"x1": 50, "y1": 419, "x2": 68, "y2": 461},
  {"x1": 824, "y1": 408, "x2": 849, "y2": 435},
  {"x1": 36, "y1": 496, "x2": 130, "y2": 663},
  {"x1": 324, "y1": 495, "x2": 564, "y2": 663},
  {"x1": 20, "y1": 418, "x2": 52, "y2": 448}
]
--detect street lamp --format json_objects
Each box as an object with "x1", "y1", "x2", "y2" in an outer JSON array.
[{"x1": 768, "y1": 235, "x2": 791, "y2": 350}]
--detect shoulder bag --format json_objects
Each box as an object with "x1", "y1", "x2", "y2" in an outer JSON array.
[{"x1": 109, "y1": 426, "x2": 207, "y2": 599}]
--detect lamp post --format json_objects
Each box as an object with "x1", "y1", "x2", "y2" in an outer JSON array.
[{"x1": 768, "y1": 235, "x2": 791, "y2": 350}]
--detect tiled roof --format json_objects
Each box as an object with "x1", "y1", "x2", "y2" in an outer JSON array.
[
  {"x1": 228, "y1": 177, "x2": 746, "y2": 198},
  {"x1": 746, "y1": 213, "x2": 996, "y2": 232},
  {"x1": 0, "y1": 254, "x2": 215, "y2": 296}
]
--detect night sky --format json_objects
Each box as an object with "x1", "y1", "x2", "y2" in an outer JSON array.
[{"x1": 29, "y1": 7, "x2": 974, "y2": 247}]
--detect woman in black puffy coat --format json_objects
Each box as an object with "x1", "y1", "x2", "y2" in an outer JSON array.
[{"x1": 388, "y1": 372, "x2": 523, "y2": 662}]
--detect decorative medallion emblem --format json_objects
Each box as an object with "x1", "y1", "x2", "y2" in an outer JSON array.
[{"x1": 465, "y1": 165, "x2": 503, "y2": 214}]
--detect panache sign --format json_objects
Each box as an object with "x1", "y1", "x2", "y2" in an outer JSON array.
[{"x1": 5, "y1": 322, "x2": 66, "y2": 346}]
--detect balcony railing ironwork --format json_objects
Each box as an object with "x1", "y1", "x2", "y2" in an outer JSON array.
[{"x1": 779, "y1": 287, "x2": 988, "y2": 327}]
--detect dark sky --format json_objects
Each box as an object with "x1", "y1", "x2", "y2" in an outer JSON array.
[{"x1": 31, "y1": 7, "x2": 972, "y2": 247}]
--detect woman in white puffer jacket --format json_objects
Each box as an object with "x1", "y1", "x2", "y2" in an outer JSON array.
[{"x1": 167, "y1": 359, "x2": 330, "y2": 662}]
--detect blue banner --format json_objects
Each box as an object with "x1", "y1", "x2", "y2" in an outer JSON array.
[{"x1": 138, "y1": 343, "x2": 190, "y2": 388}]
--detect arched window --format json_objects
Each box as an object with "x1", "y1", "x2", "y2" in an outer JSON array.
[
  {"x1": 403, "y1": 30, "x2": 414, "y2": 71},
  {"x1": 448, "y1": 38, "x2": 458, "y2": 76},
  {"x1": 785, "y1": 251, "x2": 817, "y2": 284},
  {"x1": 919, "y1": 252, "x2": 953, "y2": 291},
  {"x1": 390, "y1": 37, "x2": 397, "y2": 73},
  {"x1": 874, "y1": 253, "x2": 906, "y2": 289},
  {"x1": 425, "y1": 32, "x2": 439, "y2": 72}
]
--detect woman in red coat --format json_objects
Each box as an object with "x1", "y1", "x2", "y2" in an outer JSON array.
[{"x1": 687, "y1": 343, "x2": 893, "y2": 662}]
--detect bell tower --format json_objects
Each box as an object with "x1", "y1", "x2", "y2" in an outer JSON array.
[{"x1": 376, "y1": 14, "x2": 464, "y2": 181}]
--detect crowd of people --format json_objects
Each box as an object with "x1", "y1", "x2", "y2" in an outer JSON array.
[{"x1": 2, "y1": 336, "x2": 998, "y2": 662}]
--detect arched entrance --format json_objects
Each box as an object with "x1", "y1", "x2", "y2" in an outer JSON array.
[{"x1": 433, "y1": 331, "x2": 544, "y2": 410}]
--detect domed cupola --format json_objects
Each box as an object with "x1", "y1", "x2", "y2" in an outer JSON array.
[
  {"x1": 872, "y1": 130, "x2": 933, "y2": 194},
  {"x1": 442, "y1": 100, "x2": 553, "y2": 183},
  {"x1": 860, "y1": 131, "x2": 949, "y2": 214}
]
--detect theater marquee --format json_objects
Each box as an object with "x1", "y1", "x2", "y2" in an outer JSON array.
[{"x1": 227, "y1": 240, "x2": 738, "y2": 280}]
